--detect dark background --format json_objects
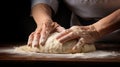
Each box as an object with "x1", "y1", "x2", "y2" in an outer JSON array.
[
  {"x1": 0, "y1": 0, "x2": 71, "y2": 44},
  {"x1": 0, "y1": 0, "x2": 120, "y2": 44},
  {"x1": 0, "y1": 0, "x2": 32, "y2": 43}
]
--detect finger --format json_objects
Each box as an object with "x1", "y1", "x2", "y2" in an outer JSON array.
[
  {"x1": 40, "y1": 24, "x2": 50, "y2": 46},
  {"x1": 58, "y1": 32, "x2": 78, "y2": 43},
  {"x1": 27, "y1": 32, "x2": 34, "y2": 46},
  {"x1": 32, "y1": 32, "x2": 40, "y2": 48},
  {"x1": 56, "y1": 26, "x2": 65, "y2": 32},
  {"x1": 72, "y1": 38, "x2": 84, "y2": 51},
  {"x1": 53, "y1": 22, "x2": 65, "y2": 32},
  {"x1": 56, "y1": 30, "x2": 71, "y2": 40}
]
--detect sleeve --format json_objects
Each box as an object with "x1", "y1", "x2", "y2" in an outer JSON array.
[{"x1": 31, "y1": 0, "x2": 58, "y2": 13}]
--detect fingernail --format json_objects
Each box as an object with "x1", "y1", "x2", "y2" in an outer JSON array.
[
  {"x1": 32, "y1": 40, "x2": 38, "y2": 48},
  {"x1": 34, "y1": 44, "x2": 39, "y2": 47},
  {"x1": 27, "y1": 42, "x2": 29, "y2": 45},
  {"x1": 27, "y1": 43, "x2": 31, "y2": 46},
  {"x1": 40, "y1": 38, "x2": 45, "y2": 45},
  {"x1": 27, "y1": 42, "x2": 31, "y2": 46},
  {"x1": 72, "y1": 46, "x2": 77, "y2": 51}
]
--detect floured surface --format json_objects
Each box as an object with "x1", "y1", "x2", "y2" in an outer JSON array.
[{"x1": 0, "y1": 47, "x2": 120, "y2": 59}]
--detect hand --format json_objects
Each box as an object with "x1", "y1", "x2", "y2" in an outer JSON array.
[
  {"x1": 27, "y1": 20, "x2": 65, "y2": 48},
  {"x1": 56, "y1": 25, "x2": 100, "y2": 44}
]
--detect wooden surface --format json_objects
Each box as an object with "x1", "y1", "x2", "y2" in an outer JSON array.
[{"x1": 0, "y1": 43, "x2": 120, "y2": 63}]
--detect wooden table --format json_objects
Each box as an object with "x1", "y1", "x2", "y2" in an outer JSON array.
[{"x1": 0, "y1": 43, "x2": 120, "y2": 66}]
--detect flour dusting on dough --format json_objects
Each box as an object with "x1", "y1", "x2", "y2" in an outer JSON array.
[{"x1": 14, "y1": 32, "x2": 96, "y2": 54}]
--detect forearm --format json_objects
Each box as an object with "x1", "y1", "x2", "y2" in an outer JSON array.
[
  {"x1": 93, "y1": 9, "x2": 120, "y2": 37},
  {"x1": 31, "y1": 3, "x2": 53, "y2": 26}
]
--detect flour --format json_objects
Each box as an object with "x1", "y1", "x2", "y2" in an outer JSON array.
[{"x1": 0, "y1": 48, "x2": 120, "y2": 58}]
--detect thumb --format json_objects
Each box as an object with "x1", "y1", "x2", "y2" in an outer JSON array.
[
  {"x1": 72, "y1": 38, "x2": 84, "y2": 51},
  {"x1": 53, "y1": 22, "x2": 65, "y2": 32},
  {"x1": 56, "y1": 26, "x2": 65, "y2": 32}
]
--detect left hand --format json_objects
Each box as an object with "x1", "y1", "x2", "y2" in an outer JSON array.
[
  {"x1": 27, "y1": 22, "x2": 65, "y2": 48},
  {"x1": 56, "y1": 25, "x2": 100, "y2": 44}
]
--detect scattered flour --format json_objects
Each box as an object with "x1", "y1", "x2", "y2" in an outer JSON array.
[{"x1": 0, "y1": 48, "x2": 120, "y2": 58}]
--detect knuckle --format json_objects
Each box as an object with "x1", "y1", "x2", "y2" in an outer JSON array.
[
  {"x1": 35, "y1": 31, "x2": 40, "y2": 35},
  {"x1": 71, "y1": 26, "x2": 79, "y2": 29}
]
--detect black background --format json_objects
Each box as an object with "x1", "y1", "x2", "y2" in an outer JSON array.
[{"x1": 0, "y1": 0, "x2": 32, "y2": 43}]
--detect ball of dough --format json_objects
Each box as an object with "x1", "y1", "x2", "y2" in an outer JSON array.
[{"x1": 15, "y1": 32, "x2": 96, "y2": 54}]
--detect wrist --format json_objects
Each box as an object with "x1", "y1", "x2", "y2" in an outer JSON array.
[
  {"x1": 92, "y1": 22, "x2": 103, "y2": 37},
  {"x1": 88, "y1": 25, "x2": 101, "y2": 40},
  {"x1": 37, "y1": 17, "x2": 53, "y2": 25}
]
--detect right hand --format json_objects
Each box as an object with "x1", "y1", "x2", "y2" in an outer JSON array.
[
  {"x1": 56, "y1": 25, "x2": 100, "y2": 44},
  {"x1": 27, "y1": 19, "x2": 65, "y2": 48}
]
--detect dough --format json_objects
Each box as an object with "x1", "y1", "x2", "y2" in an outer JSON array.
[{"x1": 15, "y1": 32, "x2": 96, "y2": 54}]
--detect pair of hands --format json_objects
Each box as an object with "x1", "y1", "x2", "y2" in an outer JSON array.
[{"x1": 27, "y1": 20, "x2": 100, "y2": 49}]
